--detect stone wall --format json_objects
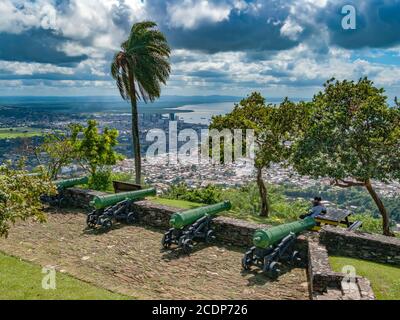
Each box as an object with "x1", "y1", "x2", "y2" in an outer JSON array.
[
  {"x1": 132, "y1": 200, "x2": 270, "y2": 248},
  {"x1": 320, "y1": 226, "x2": 400, "y2": 266},
  {"x1": 59, "y1": 188, "x2": 307, "y2": 252},
  {"x1": 308, "y1": 235, "x2": 375, "y2": 300},
  {"x1": 61, "y1": 188, "x2": 105, "y2": 210}
]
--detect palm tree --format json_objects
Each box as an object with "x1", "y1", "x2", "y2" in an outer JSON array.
[{"x1": 111, "y1": 21, "x2": 171, "y2": 184}]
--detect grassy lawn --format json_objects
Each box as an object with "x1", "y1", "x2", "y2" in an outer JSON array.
[
  {"x1": 0, "y1": 127, "x2": 43, "y2": 139},
  {"x1": 149, "y1": 197, "x2": 204, "y2": 210},
  {"x1": 0, "y1": 252, "x2": 129, "y2": 300},
  {"x1": 329, "y1": 256, "x2": 400, "y2": 300},
  {"x1": 149, "y1": 197, "x2": 286, "y2": 225}
]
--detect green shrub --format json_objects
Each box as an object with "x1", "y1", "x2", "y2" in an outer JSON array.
[
  {"x1": 89, "y1": 170, "x2": 112, "y2": 192},
  {"x1": 162, "y1": 182, "x2": 309, "y2": 225},
  {"x1": 221, "y1": 183, "x2": 308, "y2": 224},
  {"x1": 163, "y1": 183, "x2": 222, "y2": 204},
  {"x1": 351, "y1": 214, "x2": 383, "y2": 234}
]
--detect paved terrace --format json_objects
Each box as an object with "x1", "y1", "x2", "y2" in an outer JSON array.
[{"x1": 0, "y1": 208, "x2": 309, "y2": 300}]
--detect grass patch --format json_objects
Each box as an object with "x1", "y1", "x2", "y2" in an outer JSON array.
[
  {"x1": 149, "y1": 197, "x2": 204, "y2": 210},
  {"x1": 150, "y1": 197, "x2": 277, "y2": 225},
  {"x1": 0, "y1": 252, "x2": 130, "y2": 300},
  {"x1": 329, "y1": 256, "x2": 400, "y2": 300},
  {"x1": 0, "y1": 127, "x2": 43, "y2": 139}
]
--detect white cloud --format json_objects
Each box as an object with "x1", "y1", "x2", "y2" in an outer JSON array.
[
  {"x1": 280, "y1": 18, "x2": 303, "y2": 40},
  {"x1": 166, "y1": 0, "x2": 231, "y2": 29},
  {"x1": 0, "y1": 61, "x2": 74, "y2": 75}
]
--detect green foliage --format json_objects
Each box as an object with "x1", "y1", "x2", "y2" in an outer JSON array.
[
  {"x1": 34, "y1": 131, "x2": 75, "y2": 179},
  {"x1": 282, "y1": 183, "x2": 400, "y2": 222},
  {"x1": 82, "y1": 171, "x2": 134, "y2": 192},
  {"x1": 88, "y1": 170, "x2": 112, "y2": 192},
  {"x1": 162, "y1": 183, "x2": 309, "y2": 225},
  {"x1": 209, "y1": 93, "x2": 308, "y2": 217},
  {"x1": 163, "y1": 183, "x2": 222, "y2": 204},
  {"x1": 111, "y1": 21, "x2": 171, "y2": 103},
  {"x1": 0, "y1": 127, "x2": 43, "y2": 139},
  {"x1": 221, "y1": 183, "x2": 309, "y2": 225},
  {"x1": 70, "y1": 120, "x2": 124, "y2": 176},
  {"x1": 0, "y1": 162, "x2": 56, "y2": 237},
  {"x1": 293, "y1": 77, "x2": 400, "y2": 183},
  {"x1": 351, "y1": 214, "x2": 383, "y2": 234},
  {"x1": 292, "y1": 78, "x2": 400, "y2": 235}
]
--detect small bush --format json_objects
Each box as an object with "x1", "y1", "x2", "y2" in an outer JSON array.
[
  {"x1": 163, "y1": 183, "x2": 222, "y2": 204},
  {"x1": 351, "y1": 214, "x2": 383, "y2": 234},
  {"x1": 87, "y1": 171, "x2": 134, "y2": 192},
  {"x1": 89, "y1": 170, "x2": 112, "y2": 192}
]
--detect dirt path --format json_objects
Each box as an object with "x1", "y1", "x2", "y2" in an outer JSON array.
[{"x1": 0, "y1": 209, "x2": 310, "y2": 300}]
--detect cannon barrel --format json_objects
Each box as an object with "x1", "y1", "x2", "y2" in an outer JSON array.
[
  {"x1": 169, "y1": 201, "x2": 231, "y2": 229},
  {"x1": 253, "y1": 217, "x2": 316, "y2": 249},
  {"x1": 54, "y1": 176, "x2": 89, "y2": 190},
  {"x1": 90, "y1": 188, "x2": 156, "y2": 210}
]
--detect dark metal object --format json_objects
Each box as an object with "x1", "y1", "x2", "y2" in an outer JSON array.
[
  {"x1": 112, "y1": 181, "x2": 142, "y2": 193},
  {"x1": 40, "y1": 192, "x2": 65, "y2": 207},
  {"x1": 242, "y1": 232, "x2": 301, "y2": 278},
  {"x1": 86, "y1": 199, "x2": 138, "y2": 231},
  {"x1": 162, "y1": 215, "x2": 216, "y2": 254}
]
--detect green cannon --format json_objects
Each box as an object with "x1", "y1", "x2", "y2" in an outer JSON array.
[
  {"x1": 242, "y1": 217, "x2": 316, "y2": 277},
  {"x1": 41, "y1": 176, "x2": 89, "y2": 206},
  {"x1": 87, "y1": 188, "x2": 156, "y2": 230},
  {"x1": 162, "y1": 201, "x2": 232, "y2": 253},
  {"x1": 90, "y1": 188, "x2": 156, "y2": 210},
  {"x1": 54, "y1": 176, "x2": 89, "y2": 190}
]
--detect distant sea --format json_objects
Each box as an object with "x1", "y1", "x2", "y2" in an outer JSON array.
[{"x1": 0, "y1": 95, "x2": 307, "y2": 125}]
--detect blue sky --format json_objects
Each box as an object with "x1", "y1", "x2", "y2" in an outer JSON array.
[{"x1": 0, "y1": 0, "x2": 400, "y2": 101}]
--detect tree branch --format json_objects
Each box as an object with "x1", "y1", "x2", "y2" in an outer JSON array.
[{"x1": 331, "y1": 179, "x2": 366, "y2": 188}]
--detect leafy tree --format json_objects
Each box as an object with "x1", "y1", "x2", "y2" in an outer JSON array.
[
  {"x1": 292, "y1": 78, "x2": 400, "y2": 236},
  {"x1": 34, "y1": 132, "x2": 75, "y2": 179},
  {"x1": 70, "y1": 120, "x2": 123, "y2": 178},
  {"x1": 210, "y1": 93, "x2": 306, "y2": 217},
  {"x1": 111, "y1": 21, "x2": 171, "y2": 184},
  {"x1": 0, "y1": 162, "x2": 56, "y2": 237}
]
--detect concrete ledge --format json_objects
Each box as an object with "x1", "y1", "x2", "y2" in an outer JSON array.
[{"x1": 320, "y1": 226, "x2": 400, "y2": 266}]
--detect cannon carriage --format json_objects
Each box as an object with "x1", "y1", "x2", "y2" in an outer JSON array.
[
  {"x1": 162, "y1": 201, "x2": 231, "y2": 253},
  {"x1": 242, "y1": 217, "x2": 316, "y2": 278},
  {"x1": 86, "y1": 188, "x2": 156, "y2": 230}
]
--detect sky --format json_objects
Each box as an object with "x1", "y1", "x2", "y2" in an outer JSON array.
[{"x1": 0, "y1": 0, "x2": 400, "y2": 101}]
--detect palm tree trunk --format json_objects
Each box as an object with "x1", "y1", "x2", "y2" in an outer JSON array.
[
  {"x1": 365, "y1": 180, "x2": 393, "y2": 236},
  {"x1": 129, "y1": 76, "x2": 142, "y2": 185},
  {"x1": 256, "y1": 166, "x2": 269, "y2": 217},
  {"x1": 130, "y1": 99, "x2": 141, "y2": 185}
]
